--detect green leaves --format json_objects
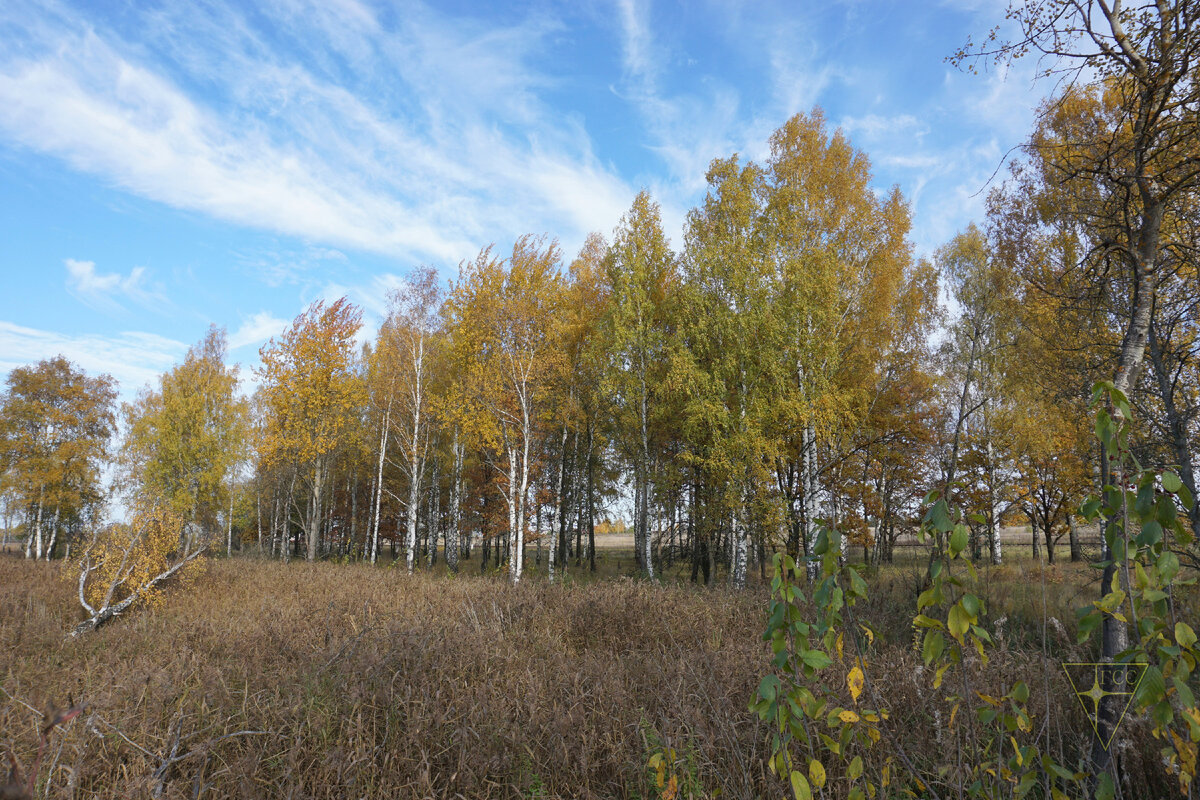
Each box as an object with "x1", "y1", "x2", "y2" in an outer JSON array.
[
  {"x1": 801, "y1": 648, "x2": 834, "y2": 672},
  {"x1": 922, "y1": 630, "x2": 945, "y2": 665},
  {"x1": 789, "y1": 769, "x2": 812, "y2": 800}
]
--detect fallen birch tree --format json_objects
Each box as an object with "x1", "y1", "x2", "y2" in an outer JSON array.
[{"x1": 71, "y1": 500, "x2": 205, "y2": 637}]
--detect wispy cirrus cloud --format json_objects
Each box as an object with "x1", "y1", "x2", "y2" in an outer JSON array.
[
  {"x1": 64, "y1": 258, "x2": 165, "y2": 312},
  {"x1": 0, "y1": 320, "x2": 186, "y2": 395},
  {"x1": 228, "y1": 311, "x2": 289, "y2": 352},
  {"x1": 0, "y1": 0, "x2": 633, "y2": 269}
]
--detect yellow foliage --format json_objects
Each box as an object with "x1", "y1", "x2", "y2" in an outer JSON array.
[
  {"x1": 847, "y1": 666, "x2": 864, "y2": 704},
  {"x1": 79, "y1": 499, "x2": 203, "y2": 612}
]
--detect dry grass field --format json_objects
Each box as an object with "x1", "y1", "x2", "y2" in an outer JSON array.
[{"x1": 0, "y1": 553, "x2": 1182, "y2": 799}]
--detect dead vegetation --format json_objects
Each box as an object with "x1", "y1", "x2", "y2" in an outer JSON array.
[{"x1": 0, "y1": 556, "x2": 1176, "y2": 798}]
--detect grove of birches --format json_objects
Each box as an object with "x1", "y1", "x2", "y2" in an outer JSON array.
[{"x1": 2, "y1": 2, "x2": 1200, "y2": 796}]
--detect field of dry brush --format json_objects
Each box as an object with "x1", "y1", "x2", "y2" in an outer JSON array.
[{"x1": 0, "y1": 555, "x2": 1178, "y2": 799}]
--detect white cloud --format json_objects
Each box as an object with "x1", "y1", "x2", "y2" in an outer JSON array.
[
  {"x1": 0, "y1": 320, "x2": 186, "y2": 396},
  {"x1": 0, "y1": 3, "x2": 635, "y2": 270},
  {"x1": 63, "y1": 258, "x2": 164, "y2": 312},
  {"x1": 228, "y1": 311, "x2": 288, "y2": 351}
]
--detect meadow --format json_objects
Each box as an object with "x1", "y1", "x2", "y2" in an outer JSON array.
[{"x1": 1, "y1": 545, "x2": 1182, "y2": 800}]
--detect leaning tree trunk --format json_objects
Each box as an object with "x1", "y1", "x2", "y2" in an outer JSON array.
[
  {"x1": 1148, "y1": 323, "x2": 1200, "y2": 535},
  {"x1": 370, "y1": 405, "x2": 390, "y2": 565},
  {"x1": 72, "y1": 545, "x2": 206, "y2": 637},
  {"x1": 1092, "y1": 200, "x2": 1163, "y2": 776}
]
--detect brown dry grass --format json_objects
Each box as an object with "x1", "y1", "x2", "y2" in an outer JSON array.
[{"x1": 0, "y1": 555, "x2": 1180, "y2": 799}]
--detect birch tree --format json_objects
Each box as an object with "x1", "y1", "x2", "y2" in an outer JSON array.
[
  {"x1": 960, "y1": 0, "x2": 1200, "y2": 772},
  {"x1": 764, "y1": 111, "x2": 915, "y2": 575},
  {"x1": 258, "y1": 298, "x2": 364, "y2": 562},
  {"x1": 606, "y1": 191, "x2": 676, "y2": 580},
  {"x1": 121, "y1": 326, "x2": 246, "y2": 546},
  {"x1": 0, "y1": 356, "x2": 116, "y2": 561},
  {"x1": 375, "y1": 268, "x2": 443, "y2": 573},
  {"x1": 935, "y1": 225, "x2": 1018, "y2": 562},
  {"x1": 681, "y1": 156, "x2": 787, "y2": 588},
  {"x1": 72, "y1": 498, "x2": 204, "y2": 635},
  {"x1": 444, "y1": 237, "x2": 565, "y2": 583}
]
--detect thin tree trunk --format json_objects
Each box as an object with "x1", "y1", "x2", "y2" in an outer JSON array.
[
  {"x1": 507, "y1": 446, "x2": 518, "y2": 580},
  {"x1": 447, "y1": 429, "x2": 463, "y2": 574},
  {"x1": 429, "y1": 457, "x2": 440, "y2": 568},
  {"x1": 730, "y1": 506, "x2": 747, "y2": 589},
  {"x1": 1148, "y1": 322, "x2": 1200, "y2": 535},
  {"x1": 550, "y1": 425, "x2": 568, "y2": 583},
  {"x1": 31, "y1": 494, "x2": 43, "y2": 561},
  {"x1": 45, "y1": 504, "x2": 60, "y2": 561},
  {"x1": 371, "y1": 406, "x2": 389, "y2": 565},
  {"x1": 1068, "y1": 514, "x2": 1081, "y2": 562},
  {"x1": 226, "y1": 490, "x2": 234, "y2": 556},
  {"x1": 349, "y1": 474, "x2": 358, "y2": 560},
  {"x1": 803, "y1": 424, "x2": 819, "y2": 580},
  {"x1": 406, "y1": 442, "x2": 421, "y2": 575}
]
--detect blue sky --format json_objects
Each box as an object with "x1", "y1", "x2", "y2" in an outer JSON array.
[{"x1": 0, "y1": 0, "x2": 1043, "y2": 400}]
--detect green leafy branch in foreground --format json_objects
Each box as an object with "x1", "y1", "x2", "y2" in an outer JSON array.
[
  {"x1": 915, "y1": 492, "x2": 1080, "y2": 799},
  {"x1": 1077, "y1": 381, "x2": 1199, "y2": 797},
  {"x1": 754, "y1": 379, "x2": 1200, "y2": 799},
  {"x1": 752, "y1": 529, "x2": 895, "y2": 800}
]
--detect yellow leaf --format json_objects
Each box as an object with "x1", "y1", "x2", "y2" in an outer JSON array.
[
  {"x1": 809, "y1": 759, "x2": 826, "y2": 790},
  {"x1": 839, "y1": 710, "x2": 860, "y2": 723},
  {"x1": 933, "y1": 663, "x2": 950, "y2": 689},
  {"x1": 847, "y1": 666, "x2": 864, "y2": 703}
]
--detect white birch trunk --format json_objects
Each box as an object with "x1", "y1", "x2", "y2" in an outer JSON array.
[
  {"x1": 507, "y1": 446, "x2": 519, "y2": 580},
  {"x1": 516, "y1": 435, "x2": 529, "y2": 584},
  {"x1": 802, "y1": 425, "x2": 818, "y2": 580},
  {"x1": 405, "y1": 406, "x2": 421, "y2": 574},
  {"x1": 447, "y1": 429, "x2": 463, "y2": 573},
  {"x1": 730, "y1": 508, "x2": 747, "y2": 589},
  {"x1": 371, "y1": 406, "x2": 389, "y2": 565},
  {"x1": 550, "y1": 425, "x2": 568, "y2": 584},
  {"x1": 32, "y1": 496, "x2": 43, "y2": 561},
  {"x1": 45, "y1": 504, "x2": 60, "y2": 561},
  {"x1": 226, "y1": 491, "x2": 234, "y2": 556}
]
